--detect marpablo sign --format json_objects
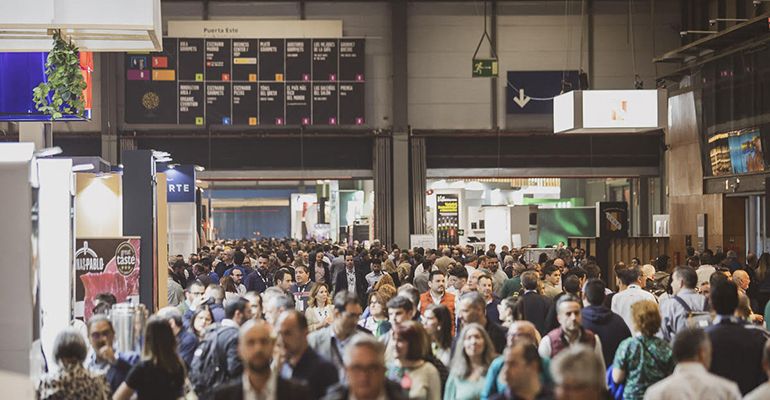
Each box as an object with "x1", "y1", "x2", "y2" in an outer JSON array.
[{"x1": 75, "y1": 238, "x2": 141, "y2": 321}]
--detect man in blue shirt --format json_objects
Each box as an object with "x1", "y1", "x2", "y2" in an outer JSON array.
[
  {"x1": 157, "y1": 307, "x2": 198, "y2": 368},
  {"x1": 85, "y1": 315, "x2": 140, "y2": 394},
  {"x1": 706, "y1": 279, "x2": 770, "y2": 395}
]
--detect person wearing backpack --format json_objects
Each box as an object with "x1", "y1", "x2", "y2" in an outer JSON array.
[
  {"x1": 658, "y1": 266, "x2": 711, "y2": 343},
  {"x1": 189, "y1": 297, "x2": 253, "y2": 400}
]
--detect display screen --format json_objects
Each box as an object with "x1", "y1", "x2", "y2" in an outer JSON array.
[
  {"x1": 708, "y1": 128, "x2": 765, "y2": 176},
  {"x1": 125, "y1": 37, "x2": 365, "y2": 126}
]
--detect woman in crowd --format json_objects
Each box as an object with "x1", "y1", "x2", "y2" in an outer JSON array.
[
  {"x1": 37, "y1": 328, "x2": 111, "y2": 400},
  {"x1": 359, "y1": 291, "x2": 391, "y2": 338},
  {"x1": 371, "y1": 273, "x2": 395, "y2": 294},
  {"x1": 423, "y1": 304, "x2": 453, "y2": 366},
  {"x1": 388, "y1": 321, "x2": 442, "y2": 400},
  {"x1": 219, "y1": 276, "x2": 239, "y2": 303},
  {"x1": 305, "y1": 282, "x2": 334, "y2": 332},
  {"x1": 189, "y1": 305, "x2": 213, "y2": 339},
  {"x1": 756, "y1": 253, "x2": 770, "y2": 315},
  {"x1": 444, "y1": 323, "x2": 497, "y2": 400},
  {"x1": 497, "y1": 296, "x2": 526, "y2": 328},
  {"x1": 612, "y1": 300, "x2": 675, "y2": 400},
  {"x1": 375, "y1": 280, "x2": 398, "y2": 301},
  {"x1": 383, "y1": 258, "x2": 402, "y2": 287},
  {"x1": 114, "y1": 316, "x2": 186, "y2": 400}
]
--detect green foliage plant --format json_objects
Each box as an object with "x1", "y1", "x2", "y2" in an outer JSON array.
[{"x1": 32, "y1": 30, "x2": 88, "y2": 119}]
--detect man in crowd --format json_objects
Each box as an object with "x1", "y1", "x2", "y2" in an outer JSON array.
[
  {"x1": 331, "y1": 248, "x2": 347, "y2": 283},
  {"x1": 335, "y1": 254, "x2": 368, "y2": 307},
  {"x1": 550, "y1": 346, "x2": 606, "y2": 400},
  {"x1": 500, "y1": 264, "x2": 527, "y2": 299},
  {"x1": 85, "y1": 315, "x2": 140, "y2": 394},
  {"x1": 273, "y1": 268, "x2": 294, "y2": 295},
  {"x1": 542, "y1": 264, "x2": 562, "y2": 299},
  {"x1": 213, "y1": 320, "x2": 309, "y2": 400},
  {"x1": 489, "y1": 340, "x2": 553, "y2": 400},
  {"x1": 321, "y1": 336, "x2": 408, "y2": 400},
  {"x1": 725, "y1": 250, "x2": 742, "y2": 273},
  {"x1": 464, "y1": 254, "x2": 478, "y2": 277},
  {"x1": 264, "y1": 294, "x2": 294, "y2": 327},
  {"x1": 354, "y1": 249, "x2": 371, "y2": 275},
  {"x1": 456, "y1": 292, "x2": 506, "y2": 353},
  {"x1": 193, "y1": 263, "x2": 215, "y2": 287},
  {"x1": 167, "y1": 259, "x2": 185, "y2": 307},
  {"x1": 365, "y1": 258, "x2": 384, "y2": 290},
  {"x1": 244, "y1": 253, "x2": 272, "y2": 294},
  {"x1": 177, "y1": 281, "x2": 205, "y2": 316},
  {"x1": 486, "y1": 256, "x2": 508, "y2": 296},
  {"x1": 706, "y1": 279, "x2": 770, "y2": 395},
  {"x1": 157, "y1": 307, "x2": 198, "y2": 367},
  {"x1": 308, "y1": 291, "x2": 366, "y2": 378},
  {"x1": 434, "y1": 247, "x2": 453, "y2": 274},
  {"x1": 539, "y1": 295, "x2": 606, "y2": 372},
  {"x1": 478, "y1": 274, "x2": 501, "y2": 324},
  {"x1": 744, "y1": 340, "x2": 770, "y2": 400},
  {"x1": 446, "y1": 267, "x2": 468, "y2": 298},
  {"x1": 645, "y1": 327, "x2": 741, "y2": 400},
  {"x1": 520, "y1": 270, "x2": 553, "y2": 336},
  {"x1": 419, "y1": 270, "x2": 456, "y2": 330},
  {"x1": 659, "y1": 266, "x2": 710, "y2": 342},
  {"x1": 611, "y1": 264, "x2": 658, "y2": 335},
  {"x1": 230, "y1": 267, "x2": 247, "y2": 295},
  {"x1": 581, "y1": 279, "x2": 631, "y2": 368},
  {"x1": 223, "y1": 251, "x2": 251, "y2": 278},
  {"x1": 215, "y1": 248, "x2": 235, "y2": 278},
  {"x1": 290, "y1": 265, "x2": 313, "y2": 312},
  {"x1": 275, "y1": 310, "x2": 339, "y2": 400},
  {"x1": 212, "y1": 296, "x2": 253, "y2": 386}
]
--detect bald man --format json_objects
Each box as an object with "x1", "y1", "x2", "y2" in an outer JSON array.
[
  {"x1": 733, "y1": 270, "x2": 763, "y2": 323},
  {"x1": 481, "y1": 321, "x2": 553, "y2": 400},
  {"x1": 214, "y1": 320, "x2": 309, "y2": 400}
]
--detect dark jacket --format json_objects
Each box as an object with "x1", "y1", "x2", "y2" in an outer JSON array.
[
  {"x1": 706, "y1": 315, "x2": 770, "y2": 395},
  {"x1": 334, "y1": 267, "x2": 368, "y2": 306},
  {"x1": 177, "y1": 328, "x2": 199, "y2": 368},
  {"x1": 215, "y1": 324, "x2": 243, "y2": 379},
  {"x1": 86, "y1": 351, "x2": 140, "y2": 394},
  {"x1": 521, "y1": 291, "x2": 553, "y2": 336},
  {"x1": 581, "y1": 305, "x2": 631, "y2": 368},
  {"x1": 243, "y1": 268, "x2": 271, "y2": 293},
  {"x1": 214, "y1": 375, "x2": 309, "y2": 400},
  {"x1": 321, "y1": 380, "x2": 409, "y2": 400},
  {"x1": 282, "y1": 347, "x2": 339, "y2": 400}
]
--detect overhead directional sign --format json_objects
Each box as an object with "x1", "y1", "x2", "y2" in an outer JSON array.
[
  {"x1": 472, "y1": 58, "x2": 498, "y2": 78},
  {"x1": 506, "y1": 70, "x2": 579, "y2": 114}
]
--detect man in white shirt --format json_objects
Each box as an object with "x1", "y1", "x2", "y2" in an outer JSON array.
[
  {"x1": 645, "y1": 327, "x2": 741, "y2": 400},
  {"x1": 744, "y1": 340, "x2": 770, "y2": 400},
  {"x1": 695, "y1": 255, "x2": 716, "y2": 288},
  {"x1": 486, "y1": 256, "x2": 508, "y2": 296},
  {"x1": 611, "y1": 264, "x2": 658, "y2": 335},
  {"x1": 464, "y1": 254, "x2": 478, "y2": 277}
]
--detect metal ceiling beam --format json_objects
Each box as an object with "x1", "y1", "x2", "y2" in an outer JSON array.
[{"x1": 427, "y1": 167, "x2": 660, "y2": 179}]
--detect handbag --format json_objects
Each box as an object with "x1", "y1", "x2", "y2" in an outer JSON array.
[{"x1": 606, "y1": 365, "x2": 624, "y2": 400}]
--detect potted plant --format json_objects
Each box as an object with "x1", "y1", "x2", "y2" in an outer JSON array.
[{"x1": 32, "y1": 30, "x2": 88, "y2": 119}]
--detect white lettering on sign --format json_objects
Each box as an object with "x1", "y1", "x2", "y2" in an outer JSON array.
[{"x1": 169, "y1": 184, "x2": 191, "y2": 193}]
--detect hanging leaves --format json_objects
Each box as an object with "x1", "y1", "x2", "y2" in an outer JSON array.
[{"x1": 32, "y1": 30, "x2": 88, "y2": 119}]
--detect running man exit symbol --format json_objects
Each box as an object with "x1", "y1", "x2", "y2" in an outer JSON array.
[{"x1": 472, "y1": 59, "x2": 498, "y2": 78}]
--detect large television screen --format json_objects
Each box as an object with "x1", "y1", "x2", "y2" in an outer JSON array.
[{"x1": 708, "y1": 128, "x2": 765, "y2": 176}]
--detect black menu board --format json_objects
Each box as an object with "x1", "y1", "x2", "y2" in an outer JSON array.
[{"x1": 125, "y1": 37, "x2": 364, "y2": 126}]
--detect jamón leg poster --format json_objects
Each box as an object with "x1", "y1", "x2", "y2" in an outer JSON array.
[{"x1": 74, "y1": 238, "x2": 141, "y2": 320}]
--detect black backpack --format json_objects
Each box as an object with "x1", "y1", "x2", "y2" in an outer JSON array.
[{"x1": 189, "y1": 326, "x2": 232, "y2": 400}]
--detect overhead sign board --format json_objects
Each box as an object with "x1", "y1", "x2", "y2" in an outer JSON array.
[
  {"x1": 160, "y1": 165, "x2": 196, "y2": 203},
  {"x1": 506, "y1": 70, "x2": 579, "y2": 114},
  {"x1": 168, "y1": 20, "x2": 343, "y2": 39},
  {"x1": 472, "y1": 58, "x2": 498, "y2": 78},
  {"x1": 554, "y1": 89, "x2": 667, "y2": 133}
]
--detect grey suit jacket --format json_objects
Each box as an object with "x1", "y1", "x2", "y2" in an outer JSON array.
[{"x1": 307, "y1": 326, "x2": 367, "y2": 371}]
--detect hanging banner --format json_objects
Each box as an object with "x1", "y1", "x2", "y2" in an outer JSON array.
[
  {"x1": 596, "y1": 202, "x2": 628, "y2": 238},
  {"x1": 436, "y1": 194, "x2": 459, "y2": 246},
  {"x1": 74, "y1": 237, "x2": 141, "y2": 320}
]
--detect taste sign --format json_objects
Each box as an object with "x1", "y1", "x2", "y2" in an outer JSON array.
[{"x1": 162, "y1": 164, "x2": 196, "y2": 203}]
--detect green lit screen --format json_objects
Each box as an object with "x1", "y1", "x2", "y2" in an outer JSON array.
[{"x1": 538, "y1": 207, "x2": 596, "y2": 248}]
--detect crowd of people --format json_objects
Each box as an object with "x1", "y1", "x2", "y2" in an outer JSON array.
[{"x1": 37, "y1": 238, "x2": 770, "y2": 400}]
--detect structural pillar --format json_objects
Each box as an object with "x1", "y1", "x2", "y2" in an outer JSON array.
[{"x1": 100, "y1": 53, "x2": 119, "y2": 164}]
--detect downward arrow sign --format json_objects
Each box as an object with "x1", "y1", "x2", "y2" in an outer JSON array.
[{"x1": 513, "y1": 89, "x2": 531, "y2": 108}]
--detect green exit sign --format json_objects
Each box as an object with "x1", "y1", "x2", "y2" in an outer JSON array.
[{"x1": 472, "y1": 58, "x2": 498, "y2": 78}]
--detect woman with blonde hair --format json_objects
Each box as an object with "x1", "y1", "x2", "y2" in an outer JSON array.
[
  {"x1": 612, "y1": 300, "x2": 675, "y2": 400},
  {"x1": 383, "y1": 258, "x2": 402, "y2": 287},
  {"x1": 444, "y1": 323, "x2": 497, "y2": 400},
  {"x1": 305, "y1": 282, "x2": 334, "y2": 332},
  {"x1": 114, "y1": 316, "x2": 186, "y2": 400}
]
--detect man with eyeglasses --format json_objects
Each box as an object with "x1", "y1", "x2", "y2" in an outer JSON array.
[
  {"x1": 84, "y1": 315, "x2": 140, "y2": 394},
  {"x1": 308, "y1": 291, "x2": 367, "y2": 380},
  {"x1": 230, "y1": 268, "x2": 247, "y2": 295},
  {"x1": 322, "y1": 335, "x2": 408, "y2": 400}
]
